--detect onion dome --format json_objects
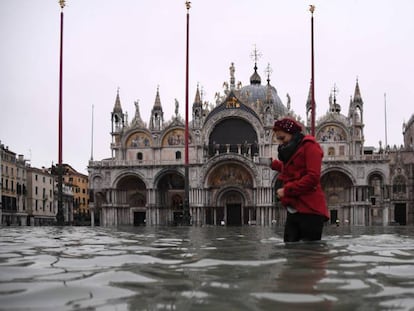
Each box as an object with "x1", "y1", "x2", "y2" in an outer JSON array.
[{"x1": 239, "y1": 64, "x2": 287, "y2": 116}]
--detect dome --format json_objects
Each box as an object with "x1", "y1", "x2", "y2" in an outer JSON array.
[{"x1": 239, "y1": 67, "x2": 288, "y2": 116}]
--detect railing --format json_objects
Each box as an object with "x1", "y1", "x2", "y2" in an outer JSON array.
[
  {"x1": 89, "y1": 159, "x2": 187, "y2": 167},
  {"x1": 206, "y1": 143, "x2": 258, "y2": 159},
  {"x1": 324, "y1": 153, "x2": 389, "y2": 162}
]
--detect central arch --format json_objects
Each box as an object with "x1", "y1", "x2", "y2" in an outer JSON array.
[
  {"x1": 208, "y1": 118, "x2": 259, "y2": 156},
  {"x1": 156, "y1": 171, "x2": 185, "y2": 225},
  {"x1": 321, "y1": 170, "x2": 353, "y2": 224},
  {"x1": 206, "y1": 162, "x2": 254, "y2": 225},
  {"x1": 217, "y1": 189, "x2": 245, "y2": 225},
  {"x1": 115, "y1": 174, "x2": 147, "y2": 225}
]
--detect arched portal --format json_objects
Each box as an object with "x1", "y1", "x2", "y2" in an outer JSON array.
[
  {"x1": 206, "y1": 162, "x2": 253, "y2": 225},
  {"x1": 116, "y1": 175, "x2": 147, "y2": 225},
  {"x1": 116, "y1": 175, "x2": 147, "y2": 206},
  {"x1": 321, "y1": 171, "x2": 353, "y2": 224},
  {"x1": 157, "y1": 172, "x2": 185, "y2": 224},
  {"x1": 219, "y1": 190, "x2": 244, "y2": 225},
  {"x1": 208, "y1": 118, "x2": 259, "y2": 157}
]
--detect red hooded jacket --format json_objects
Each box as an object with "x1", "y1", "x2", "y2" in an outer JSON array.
[{"x1": 271, "y1": 135, "x2": 329, "y2": 220}]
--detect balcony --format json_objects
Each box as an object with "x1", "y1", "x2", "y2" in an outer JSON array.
[
  {"x1": 206, "y1": 143, "x2": 258, "y2": 160},
  {"x1": 324, "y1": 153, "x2": 389, "y2": 162}
]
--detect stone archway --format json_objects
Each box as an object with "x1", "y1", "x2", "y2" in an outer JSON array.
[
  {"x1": 156, "y1": 172, "x2": 185, "y2": 225},
  {"x1": 115, "y1": 175, "x2": 147, "y2": 225},
  {"x1": 116, "y1": 175, "x2": 147, "y2": 207},
  {"x1": 321, "y1": 171, "x2": 353, "y2": 224},
  {"x1": 206, "y1": 162, "x2": 254, "y2": 225},
  {"x1": 220, "y1": 190, "x2": 244, "y2": 225}
]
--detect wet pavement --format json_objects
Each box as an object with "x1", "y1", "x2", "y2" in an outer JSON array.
[{"x1": 1, "y1": 225, "x2": 414, "y2": 310}]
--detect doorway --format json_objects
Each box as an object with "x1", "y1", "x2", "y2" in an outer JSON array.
[
  {"x1": 395, "y1": 203, "x2": 406, "y2": 225},
  {"x1": 227, "y1": 204, "x2": 242, "y2": 225},
  {"x1": 330, "y1": 209, "x2": 338, "y2": 225},
  {"x1": 133, "y1": 212, "x2": 146, "y2": 226}
]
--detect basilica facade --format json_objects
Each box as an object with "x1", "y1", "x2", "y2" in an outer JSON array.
[{"x1": 88, "y1": 62, "x2": 414, "y2": 227}]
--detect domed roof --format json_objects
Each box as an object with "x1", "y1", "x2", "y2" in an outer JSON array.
[{"x1": 239, "y1": 66, "x2": 288, "y2": 116}]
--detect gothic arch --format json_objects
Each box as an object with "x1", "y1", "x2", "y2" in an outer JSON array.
[
  {"x1": 321, "y1": 170, "x2": 354, "y2": 207},
  {"x1": 392, "y1": 174, "x2": 407, "y2": 194}
]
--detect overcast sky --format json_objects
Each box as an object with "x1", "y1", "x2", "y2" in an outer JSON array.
[{"x1": 1, "y1": 0, "x2": 413, "y2": 174}]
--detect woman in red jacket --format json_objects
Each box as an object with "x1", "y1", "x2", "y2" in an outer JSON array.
[{"x1": 271, "y1": 117, "x2": 329, "y2": 242}]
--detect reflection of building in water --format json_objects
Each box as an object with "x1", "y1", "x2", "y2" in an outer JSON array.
[{"x1": 87, "y1": 58, "x2": 414, "y2": 227}]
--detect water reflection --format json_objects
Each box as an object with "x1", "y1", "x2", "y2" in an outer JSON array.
[{"x1": 0, "y1": 226, "x2": 414, "y2": 310}]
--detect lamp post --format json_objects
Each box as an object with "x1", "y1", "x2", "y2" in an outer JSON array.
[
  {"x1": 183, "y1": 1, "x2": 191, "y2": 225},
  {"x1": 56, "y1": 0, "x2": 65, "y2": 225},
  {"x1": 309, "y1": 5, "x2": 316, "y2": 136}
]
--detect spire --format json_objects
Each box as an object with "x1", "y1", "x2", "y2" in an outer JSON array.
[
  {"x1": 194, "y1": 84, "x2": 201, "y2": 104},
  {"x1": 353, "y1": 77, "x2": 363, "y2": 104},
  {"x1": 150, "y1": 86, "x2": 164, "y2": 131},
  {"x1": 192, "y1": 84, "x2": 203, "y2": 128},
  {"x1": 113, "y1": 87, "x2": 123, "y2": 113},
  {"x1": 111, "y1": 87, "x2": 125, "y2": 134},
  {"x1": 154, "y1": 86, "x2": 162, "y2": 108}
]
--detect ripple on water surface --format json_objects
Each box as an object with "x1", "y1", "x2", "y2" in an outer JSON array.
[{"x1": 0, "y1": 226, "x2": 414, "y2": 310}]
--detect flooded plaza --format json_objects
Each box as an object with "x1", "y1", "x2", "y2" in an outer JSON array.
[{"x1": 1, "y1": 225, "x2": 414, "y2": 311}]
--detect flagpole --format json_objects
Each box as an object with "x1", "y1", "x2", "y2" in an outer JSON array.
[
  {"x1": 384, "y1": 93, "x2": 388, "y2": 148},
  {"x1": 90, "y1": 104, "x2": 94, "y2": 161},
  {"x1": 183, "y1": 1, "x2": 191, "y2": 225},
  {"x1": 56, "y1": 0, "x2": 65, "y2": 225},
  {"x1": 310, "y1": 5, "x2": 316, "y2": 136}
]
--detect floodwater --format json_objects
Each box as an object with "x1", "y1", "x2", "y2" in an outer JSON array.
[{"x1": 1, "y1": 226, "x2": 414, "y2": 311}]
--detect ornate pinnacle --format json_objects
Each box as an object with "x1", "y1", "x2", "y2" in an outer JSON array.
[
  {"x1": 250, "y1": 44, "x2": 262, "y2": 65},
  {"x1": 59, "y1": 0, "x2": 66, "y2": 9},
  {"x1": 309, "y1": 4, "x2": 315, "y2": 14},
  {"x1": 185, "y1": 1, "x2": 191, "y2": 10},
  {"x1": 265, "y1": 63, "x2": 273, "y2": 83}
]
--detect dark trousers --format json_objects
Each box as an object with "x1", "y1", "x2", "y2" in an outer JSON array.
[{"x1": 284, "y1": 212, "x2": 326, "y2": 242}]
